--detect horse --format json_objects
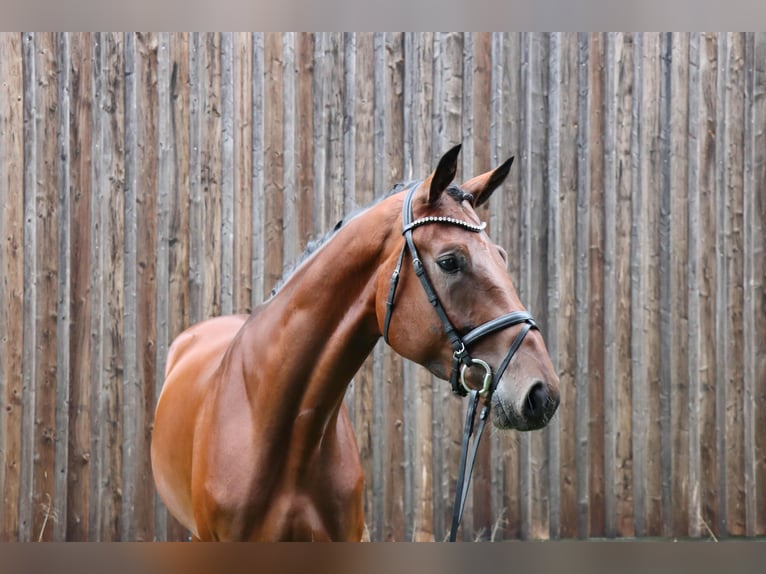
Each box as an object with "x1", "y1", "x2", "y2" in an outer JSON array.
[{"x1": 150, "y1": 144, "x2": 560, "y2": 541}]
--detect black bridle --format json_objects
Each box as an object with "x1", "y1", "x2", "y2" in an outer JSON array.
[{"x1": 383, "y1": 182, "x2": 538, "y2": 542}]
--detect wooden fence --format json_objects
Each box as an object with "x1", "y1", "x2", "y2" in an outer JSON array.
[{"x1": 0, "y1": 32, "x2": 764, "y2": 541}]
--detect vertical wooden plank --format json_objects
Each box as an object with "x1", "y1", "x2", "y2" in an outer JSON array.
[
  {"x1": 458, "y1": 32, "x2": 475, "y2": 540},
  {"x1": 488, "y1": 32, "x2": 504, "y2": 539},
  {"x1": 370, "y1": 32, "x2": 386, "y2": 542},
  {"x1": 189, "y1": 32, "x2": 222, "y2": 321},
  {"x1": 383, "y1": 32, "x2": 404, "y2": 542},
  {"x1": 696, "y1": 32, "x2": 720, "y2": 538},
  {"x1": 629, "y1": 32, "x2": 647, "y2": 538},
  {"x1": 587, "y1": 32, "x2": 606, "y2": 538},
  {"x1": 104, "y1": 32, "x2": 126, "y2": 541},
  {"x1": 714, "y1": 32, "x2": 730, "y2": 538},
  {"x1": 123, "y1": 32, "x2": 139, "y2": 542},
  {"x1": 529, "y1": 32, "x2": 551, "y2": 540},
  {"x1": 130, "y1": 32, "x2": 160, "y2": 541},
  {"x1": 686, "y1": 31, "x2": 702, "y2": 539},
  {"x1": 295, "y1": 33, "x2": 314, "y2": 255},
  {"x1": 742, "y1": 31, "x2": 756, "y2": 538},
  {"x1": 0, "y1": 32, "x2": 24, "y2": 542},
  {"x1": 400, "y1": 31, "x2": 413, "y2": 541},
  {"x1": 53, "y1": 32, "x2": 72, "y2": 542},
  {"x1": 497, "y1": 31, "x2": 522, "y2": 540},
  {"x1": 723, "y1": 32, "x2": 746, "y2": 537},
  {"x1": 263, "y1": 32, "x2": 283, "y2": 297},
  {"x1": 427, "y1": 32, "x2": 463, "y2": 539},
  {"x1": 251, "y1": 33, "x2": 265, "y2": 307},
  {"x1": 552, "y1": 31, "x2": 579, "y2": 540},
  {"x1": 658, "y1": 31, "x2": 674, "y2": 537},
  {"x1": 632, "y1": 32, "x2": 664, "y2": 537},
  {"x1": 232, "y1": 32, "x2": 253, "y2": 314},
  {"x1": 164, "y1": 32, "x2": 192, "y2": 542},
  {"x1": 602, "y1": 31, "x2": 618, "y2": 538},
  {"x1": 748, "y1": 31, "x2": 766, "y2": 537},
  {"x1": 19, "y1": 32, "x2": 37, "y2": 542},
  {"x1": 467, "y1": 32, "x2": 494, "y2": 541},
  {"x1": 281, "y1": 32, "x2": 298, "y2": 273},
  {"x1": 88, "y1": 32, "x2": 125, "y2": 541},
  {"x1": 613, "y1": 32, "x2": 635, "y2": 538},
  {"x1": 545, "y1": 31, "x2": 562, "y2": 540},
  {"x1": 574, "y1": 32, "x2": 591, "y2": 539},
  {"x1": 668, "y1": 32, "x2": 691, "y2": 537},
  {"x1": 220, "y1": 33, "x2": 234, "y2": 316},
  {"x1": 327, "y1": 33, "x2": 346, "y2": 226},
  {"x1": 189, "y1": 33, "x2": 204, "y2": 322},
  {"x1": 22, "y1": 32, "x2": 60, "y2": 542},
  {"x1": 408, "y1": 31, "x2": 434, "y2": 542},
  {"x1": 203, "y1": 34, "x2": 222, "y2": 319},
  {"x1": 645, "y1": 32, "x2": 663, "y2": 537},
  {"x1": 432, "y1": 31, "x2": 465, "y2": 541},
  {"x1": 154, "y1": 31, "x2": 171, "y2": 542},
  {"x1": 65, "y1": 32, "x2": 92, "y2": 541},
  {"x1": 354, "y1": 33, "x2": 382, "y2": 544}
]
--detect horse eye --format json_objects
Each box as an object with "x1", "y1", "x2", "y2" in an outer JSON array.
[{"x1": 437, "y1": 255, "x2": 460, "y2": 274}]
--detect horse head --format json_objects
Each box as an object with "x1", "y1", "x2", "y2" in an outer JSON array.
[{"x1": 378, "y1": 144, "x2": 560, "y2": 431}]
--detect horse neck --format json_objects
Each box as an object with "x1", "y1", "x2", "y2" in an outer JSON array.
[{"x1": 237, "y1": 198, "x2": 399, "y2": 448}]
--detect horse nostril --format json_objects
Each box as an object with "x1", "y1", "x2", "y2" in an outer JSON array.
[{"x1": 523, "y1": 381, "x2": 548, "y2": 419}]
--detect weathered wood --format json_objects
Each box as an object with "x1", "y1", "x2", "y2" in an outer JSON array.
[
  {"x1": 65, "y1": 32, "x2": 93, "y2": 542},
  {"x1": 0, "y1": 32, "x2": 24, "y2": 542},
  {"x1": 370, "y1": 32, "x2": 387, "y2": 543},
  {"x1": 723, "y1": 32, "x2": 746, "y2": 537},
  {"x1": 641, "y1": 32, "x2": 663, "y2": 537},
  {"x1": 86, "y1": 32, "x2": 126, "y2": 542},
  {"x1": 697, "y1": 32, "x2": 721, "y2": 538},
  {"x1": 263, "y1": 32, "x2": 283, "y2": 297},
  {"x1": 295, "y1": 33, "x2": 314, "y2": 255},
  {"x1": 613, "y1": 32, "x2": 636, "y2": 538},
  {"x1": 232, "y1": 32, "x2": 253, "y2": 314},
  {"x1": 351, "y1": 32, "x2": 375, "y2": 539},
  {"x1": 431, "y1": 31, "x2": 466, "y2": 541},
  {"x1": 220, "y1": 33, "x2": 234, "y2": 316},
  {"x1": 468, "y1": 31, "x2": 494, "y2": 542},
  {"x1": 602, "y1": 31, "x2": 618, "y2": 538},
  {"x1": 25, "y1": 32, "x2": 61, "y2": 543},
  {"x1": 383, "y1": 32, "x2": 405, "y2": 542},
  {"x1": 281, "y1": 33, "x2": 298, "y2": 273},
  {"x1": 134, "y1": 32, "x2": 160, "y2": 542},
  {"x1": 574, "y1": 32, "x2": 592, "y2": 539},
  {"x1": 587, "y1": 32, "x2": 606, "y2": 538},
  {"x1": 407, "y1": 32, "x2": 435, "y2": 542},
  {"x1": 53, "y1": 32, "x2": 71, "y2": 543},
  {"x1": 747, "y1": 32, "x2": 766, "y2": 537},
  {"x1": 497, "y1": 31, "x2": 522, "y2": 540},
  {"x1": 552, "y1": 31, "x2": 579, "y2": 539},
  {"x1": 251, "y1": 33, "x2": 265, "y2": 307},
  {"x1": 2, "y1": 31, "x2": 765, "y2": 542},
  {"x1": 165, "y1": 32, "x2": 192, "y2": 542},
  {"x1": 668, "y1": 32, "x2": 691, "y2": 537}
]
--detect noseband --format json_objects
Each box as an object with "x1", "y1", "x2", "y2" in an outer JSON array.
[{"x1": 382, "y1": 182, "x2": 539, "y2": 541}]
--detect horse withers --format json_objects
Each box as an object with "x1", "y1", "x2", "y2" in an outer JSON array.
[{"x1": 150, "y1": 145, "x2": 560, "y2": 541}]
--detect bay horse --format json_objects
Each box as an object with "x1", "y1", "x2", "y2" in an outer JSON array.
[{"x1": 150, "y1": 145, "x2": 560, "y2": 541}]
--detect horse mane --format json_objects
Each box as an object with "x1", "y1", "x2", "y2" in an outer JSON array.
[{"x1": 269, "y1": 181, "x2": 469, "y2": 297}]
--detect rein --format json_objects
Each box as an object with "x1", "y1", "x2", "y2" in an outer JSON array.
[{"x1": 383, "y1": 182, "x2": 538, "y2": 542}]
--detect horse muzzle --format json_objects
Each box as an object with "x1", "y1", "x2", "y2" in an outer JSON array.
[{"x1": 490, "y1": 378, "x2": 560, "y2": 431}]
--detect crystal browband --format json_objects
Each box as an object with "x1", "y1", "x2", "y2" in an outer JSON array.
[{"x1": 402, "y1": 216, "x2": 487, "y2": 235}]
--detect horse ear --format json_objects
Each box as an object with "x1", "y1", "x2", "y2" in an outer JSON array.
[
  {"x1": 425, "y1": 144, "x2": 462, "y2": 204},
  {"x1": 460, "y1": 156, "x2": 514, "y2": 207}
]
